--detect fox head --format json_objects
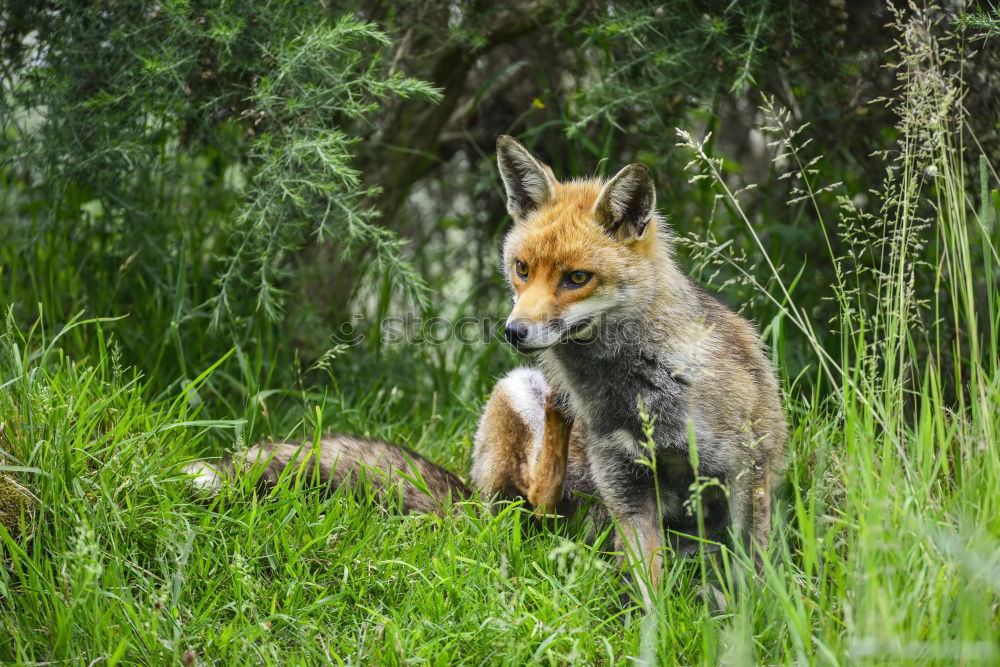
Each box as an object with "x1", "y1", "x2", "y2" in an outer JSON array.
[{"x1": 496, "y1": 135, "x2": 666, "y2": 352}]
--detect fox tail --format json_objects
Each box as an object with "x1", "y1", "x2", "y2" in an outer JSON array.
[{"x1": 182, "y1": 434, "x2": 471, "y2": 514}]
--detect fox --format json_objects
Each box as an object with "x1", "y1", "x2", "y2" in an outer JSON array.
[
  {"x1": 468, "y1": 136, "x2": 788, "y2": 606},
  {"x1": 471, "y1": 135, "x2": 788, "y2": 606},
  {"x1": 184, "y1": 135, "x2": 788, "y2": 609}
]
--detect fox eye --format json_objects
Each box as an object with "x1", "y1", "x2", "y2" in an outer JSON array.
[
  {"x1": 565, "y1": 270, "x2": 593, "y2": 288},
  {"x1": 515, "y1": 260, "x2": 529, "y2": 279}
]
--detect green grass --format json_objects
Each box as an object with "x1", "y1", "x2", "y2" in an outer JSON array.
[
  {"x1": 2, "y1": 8, "x2": 999, "y2": 665},
  {"x1": 0, "y1": 318, "x2": 645, "y2": 664},
  {"x1": 3, "y1": 142, "x2": 999, "y2": 663},
  {"x1": 1, "y1": 278, "x2": 997, "y2": 665}
]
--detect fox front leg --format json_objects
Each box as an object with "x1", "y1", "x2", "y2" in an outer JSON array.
[
  {"x1": 527, "y1": 391, "x2": 571, "y2": 519},
  {"x1": 590, "y1": 445, "x2": 664, "y2": 610},
  {"x1": 614, "y1": 506, "x2": 664, "y2": 610}
]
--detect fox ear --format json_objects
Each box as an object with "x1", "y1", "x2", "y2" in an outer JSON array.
[
  {"x1": 594, "y1": 163, "x2": 656, "y2": 241},
  {"x1": 496, "y1": 135, "x2": 556, "y2": 220}
]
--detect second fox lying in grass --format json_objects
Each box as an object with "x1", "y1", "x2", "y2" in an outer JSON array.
[{"x1": 185, "y1": 135, "x2": 788, "y2": 609}]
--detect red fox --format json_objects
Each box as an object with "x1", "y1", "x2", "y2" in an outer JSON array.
[
  {"x1": 470, "y1": 136, "x2": 788, "y2": 606},
  {"x1": 185, "y1": 135, "x2": 788, "y2": 609}
]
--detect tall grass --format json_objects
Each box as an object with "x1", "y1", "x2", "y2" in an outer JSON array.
[
  {"x1": 1, "y1": 7, "x2": 998, "y2": 665},
  {"x1": 673, "y1": 7, "x2": 1000, "y2": 663}
]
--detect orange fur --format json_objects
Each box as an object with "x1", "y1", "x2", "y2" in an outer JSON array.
[{"x1": 526, "y1": 393, "x2": 571, "y2": 518}]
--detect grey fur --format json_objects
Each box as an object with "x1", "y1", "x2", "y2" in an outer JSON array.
[{"x1": 535, "y1": 280, "x2": 779, "y2": 554}]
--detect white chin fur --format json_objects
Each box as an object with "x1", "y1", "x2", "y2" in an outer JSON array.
[
  {"x1": 515, "y1": 322, "x2": 564, "y2": 350},
  {"x1": 508, "y1": 294, "x2": 618, "y2": 349}
]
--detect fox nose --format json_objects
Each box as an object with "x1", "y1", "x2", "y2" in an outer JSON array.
[{"x1": 504, "y1": 321, "x2": 528, "y2": 347}]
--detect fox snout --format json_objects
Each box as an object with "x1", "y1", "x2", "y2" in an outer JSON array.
[
  {"x1": 503, "y1": 313, "x2": 598, "y2": 352},
  {"x1": 503, "y1": 320, "x2": 529, "y2": 347},
  {"x1": 503, "y1": 315, "x2": 561, "y2": 352}
]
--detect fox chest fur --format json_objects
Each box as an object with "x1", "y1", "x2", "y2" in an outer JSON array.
[{"x1": 542, "y1": 327, "x2": 690, "y2": 451}]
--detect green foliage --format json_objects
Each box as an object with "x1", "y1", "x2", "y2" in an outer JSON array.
[
  {"x1": 956, "y1": 4, "x2": 1000, "y2": 40},
  {"x1": 1, "y1": 1, "x2": 438, "y2": 378},
  {"x1": 1, "y1": 3, "x2": 999, "y2": 663},
  {"x1": 568, "y1": 0, "x2": 819, "y2": 135},
  {"x1": 1, "y1": 0, "x2": 912, "y2": 389},
  {"x1": 210, "y1": 15, "x2": 440, "y2": 324}
]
